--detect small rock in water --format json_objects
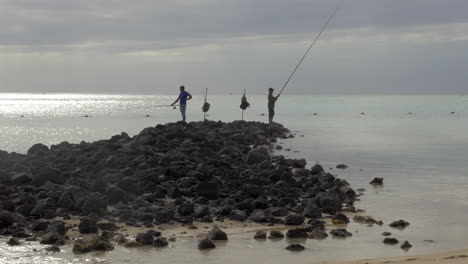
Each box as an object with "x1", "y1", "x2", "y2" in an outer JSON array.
[
  {"x1": 389, "y1": 220, "x2": 410, "y2": 229},
  {"x1": 330, "y1": 229, "x2": 352, "y2": 239},
  {"x1": 332, "y1": 214, "x2": 350, "y2": 224},
  {"x1": 153, "y1": 237, "x2": 169, "y2": 248},
  {"x1": 336, "y1": 164, "x2": 348, "y2": 169},
  {"x1": 369, "y1": 177, "x2": 384, "y2": 186},
  {"x1": 45, "y1": 245, "x2": 61, "y2": 252},
  {"x1": 7, "y1": 237, "x2": 20, "y2": 246},
  {"x1": 198, "y1": 238, "x2": 216, "y2": 250},
  {"x1": 285, "y1": 244, "x2": 305, "y2": 251},
  {"x1": 383, "y1": 237, "x2": 399, "y2": 245},
  {"x1": 268, "y1": 231, "x2": 285, "y2": 240},
  {"x1": 401, "y1": 240, "x2": 412, "y2": 250},
  {"x1": 253, "y1": 231, "x2": 267, "y2": 240},
  {"x1": 207, "y1": 226, "x2": 228, "y2": 241},
  {"x1": 382, "y1": 232, "x2": 392, "y2": 236},
  {"x1": 136, "y1": 232, "x2": 154, "y2": 245},
  {"x1": 286, "y1": 228, "x2": 308, "y2": 239},
  {"x1": 308, "y1": 228, "x2": 328, "y2": 240}
]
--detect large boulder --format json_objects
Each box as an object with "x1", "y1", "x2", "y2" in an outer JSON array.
[
  {"x1": 0, "y1": 210, "x2": 16, "y2": 228},
  {"x1": 246, "y1": 148, "x2": 269, "y2": 165},
  {"x1": 285, "y1": 214, "x2": 305, "y2": 225},
  {"x1": 196, "y1": 182, "x2": 219, "y2": 200},
  {"x1": 207, "y1": 226, "x2": 228, "y2": 241}
]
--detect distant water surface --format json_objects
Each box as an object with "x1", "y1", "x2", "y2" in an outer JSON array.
[{"x1": 1, "y1": 93, "x2": 468, "y2": 264}]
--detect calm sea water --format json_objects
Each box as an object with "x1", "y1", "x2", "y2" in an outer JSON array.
[{"x1": 1, "y1": 93, "x2": 468, "y2": 264}]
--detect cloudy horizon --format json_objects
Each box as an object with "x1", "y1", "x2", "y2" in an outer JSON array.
[{"x1": 1, "y1": 0, "x2": 467, "y2": 95}]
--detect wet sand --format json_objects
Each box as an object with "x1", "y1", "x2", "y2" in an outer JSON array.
[{"x1": 321, "y1": 247, "x2": 468, "y2": 264}]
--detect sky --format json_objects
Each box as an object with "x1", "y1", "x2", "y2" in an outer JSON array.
[{"x1": 0, "y1": 0, "x2": 468, "y2": 95}]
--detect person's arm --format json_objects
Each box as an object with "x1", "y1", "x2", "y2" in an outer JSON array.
[
  {"x1": 187, "y1": 92, "x2": 192, "y2": 101},
  {"x1": 170, "y1": 95, "x2": 180, "y2": 106}
]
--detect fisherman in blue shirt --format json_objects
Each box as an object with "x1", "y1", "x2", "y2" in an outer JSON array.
[{"x1": 171, "y1": 85, "x2": 192, "y2": 122}]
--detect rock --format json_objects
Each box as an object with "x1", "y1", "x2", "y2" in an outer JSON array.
[
  {"x1": 7, "y1": 237, "x2": 20, "y2": 246},
  {"x1": 196, "y1": 182, "x2": 219, "y2": 200},
  {"x1": 198, "y1": 238, "x2": 216, "y2": 250},
  {"x1": 303, "y1": 202, "x2": 322, "y2": 219},
  {"x1": 253, "y1": 231, "x2": 267, "y2": 240},
  {"x1": 336, "y1": 164, "x2": 348, "y2": 169},
  {"x1": 246, "y1": 148, "x2": 269, "y2": 165},
  {"x1": 46, "y1": 221, "x2": 66, "y2": 236},
  {"x1": 382, "y1": 232, "x2": 392, "y2": 236},
  {"x1": 40, "y1": 233, "x2": 64, "y2": 245},
  {"x1": 207, "y1": 226, "x2": 228, "y2": 241},
  {"x1": 383, "y1": 237, "x2": 399, "y2": 245},
  {"x1": 353, "y1": 215, "x2": 379, "y2": 224},
  {"x1": 10, "y1": 173, "x2": 33, "y2": 185},
  {"x1": 332, "y1": 214, "x2": 350, "y2": 224},
  {"x1": 28, "y1": 143, "x2": 49, "y2": 155},
  {"x1": 79, "y1": 218, "x2": 98, "y2": 234},
  {"x1": 73, "y1": 241, "x2": 92, "y2": 254},
  {"x1": 136, "y1": 232, "x2": 154, "y2": 245},
  {"x1": 0, "y1": 210, "x2": 15, "y2": 228},
  {"x1": 285, "y1": 214, "x2": 305, "y2": 225},
  {"x1": 268, "y1": 231, "x2": 285, "y2": 239},
  {"x1": 286, "y1": 228, "x2": 308, "y2": 238},
  {"x1": 249, "y1": 210, "x2": 269, "y2": 223},
  {"x1": 308, "y1": 228, "x2": 328, "y2": 240},
  {"x1": 147, "y1": 234, "x2": 166, "y2": 246},
  {"x1": 401, "y1": 241, "x2": 412, "y2": 250},
  {"x1": 115, "y1": 235, "x2": 128, "y2": 244},
  {"x1": 389, "y1": 220, "x2": 410, "y2": 229},
  {"x1": 330, "y1": 229, "x2": 352, "y2": 239},
  {"x1": 228, "y1": 210, "x2": 247, "y2": 222},
  {"x1": 310, "y1": 164, "x2": 324, "y2": 175},
  {"x1": 285, "y1": 244, "x2": 305, "y2": 251},
  {"x1": 369, "y1": 177, "x2": 383, "y2": 186},
  {"x1": 45, "y1": 245, "x2": 61, "y2": 252}
]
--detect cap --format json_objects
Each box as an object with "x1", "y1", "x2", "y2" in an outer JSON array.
[{"x1": 268, "y1": 88, "x2": 274, "y2": 91}]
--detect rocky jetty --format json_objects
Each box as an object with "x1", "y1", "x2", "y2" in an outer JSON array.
[{"x1": 0, "y1": 121, "x2": 357, "y2": 251}]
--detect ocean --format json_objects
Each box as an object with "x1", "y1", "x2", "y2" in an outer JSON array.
[{"x1": 1, "y1": 93, "x2": 468, "y2": 264}]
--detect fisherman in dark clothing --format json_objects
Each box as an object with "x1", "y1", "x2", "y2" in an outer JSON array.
[
  {"x1": 171, "y1": 86, "x2": 192, "y2": 122},
  {"x1": 268, "y1": 87, "x2": 279, "y2": 124}
]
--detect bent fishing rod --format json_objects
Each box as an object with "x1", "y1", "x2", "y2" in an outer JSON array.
[
  {"x1": 278, "y1": 5, "x2": 341, "y2": 96},
  {"x1": 129, "y1": 104, "x2": 179, "y2": 110}
]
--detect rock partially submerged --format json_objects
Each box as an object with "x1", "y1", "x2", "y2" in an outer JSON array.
[
  {"x1": 389, "y1": 220, "x2": 410, "y2": 229},
  {"x1": 285, "y1": 243, "x2": 305, "y2": 251},
  {"x1": 198, "y1": 238, "x2": 216, "y2": 250},
  {"x1": 369, "y1": 177, "x2": 384, "y2": 186}
]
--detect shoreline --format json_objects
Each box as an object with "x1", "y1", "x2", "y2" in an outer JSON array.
[{"x1": 321, "y1": 247, "x2": 468, "y2": 264}]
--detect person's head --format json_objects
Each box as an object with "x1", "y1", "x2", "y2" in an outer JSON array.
[
  {"x1": 268, "y1": 88, "x2": 274, "y2": 94},
  {"x1": 180, "y1": 86, "x2": 185, "y2": 92}
]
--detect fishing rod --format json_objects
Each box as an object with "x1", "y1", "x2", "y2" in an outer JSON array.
[
  {"x1": 129, "y1": 104, "x2": 179, "y2": 110},
  {"x1": 278, "y1": 4, "x2": 341, "y2": 96}
]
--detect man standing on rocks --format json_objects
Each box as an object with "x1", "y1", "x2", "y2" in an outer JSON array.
[
  {"x1": 268, "y1": 88, "x2": 280, "y2": 124},
  {"x1": 171, "y1": 85, "x2": 192, "y2": 122}
]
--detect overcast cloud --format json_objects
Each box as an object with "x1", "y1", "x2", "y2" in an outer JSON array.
[{"x1": 0, "y1": 0, "x2": 467, "y2": 94}]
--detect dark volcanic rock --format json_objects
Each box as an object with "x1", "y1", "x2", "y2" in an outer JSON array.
[
  {"x1": 285, "y1": 214, "x2": 305, "y2": 225},
  {"x1": 198, "y1": 238, "x2": 216, "y2": 250},
  {"x1": 7, "y1": 237, "x2": 21, "y2": 246},
  {"x1": 285, "y1": 244, "x2": 305, "y2": 251},
  {"x1": 330, "y1": 229, "x2": 352, "y2": 239},
  {"x1": 401, "y1": 241, "x2": 412, "y2": 250},
  {"x1": 332, "y1": 214, "x2": 350, "y2": 224},
  {"x1": 369, "y1": 177, "x2": 383, "y2": 186},
  {"x1": 389, "y1": 220, "x2": 410, "y2": 229},
  {"x1": 79, "y1": 218, "x2": 98, "y2": 234},
  {"x1": 286, "y1": 228, "x2": 308, "y2": 239},
  {"x1": 253, "y1": 231, "x2": 267, "y2": 240},
  {"x1": 136, "y1": 231, "x2": 154, "y2": 245},
  {"x1": 268, "y1": 231, "x2": 285, "y2": 239},
  {"x1": 153, "y1": 237, "x2": 169, "y2": 247},
  {"x1": 207, "y1": 226, "x2": 228, "y2": 241},
  {"x1": 383, "y1": 237, "x2": 399, "y2": 245}
]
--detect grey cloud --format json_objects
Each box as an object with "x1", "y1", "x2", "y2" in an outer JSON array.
[{"x1": 2, "y1": 0, "x2": 468, "y2": 49}]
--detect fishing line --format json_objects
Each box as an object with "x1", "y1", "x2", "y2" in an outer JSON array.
[{"x1": 278, "y1": 4, "x2": 341, "y2": 96}]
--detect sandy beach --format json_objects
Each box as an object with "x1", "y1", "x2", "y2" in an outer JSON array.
[{"x1": 321, "y1": 248, "x2": 468, "y2": 264}]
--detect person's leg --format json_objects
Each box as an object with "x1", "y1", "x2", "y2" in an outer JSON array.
[
  {"x1": 180, "y1": 104, "x2": 187, "y2": 122},
  {"x1": 268, "y1": 107, "x2": 274, "y2": 124}
]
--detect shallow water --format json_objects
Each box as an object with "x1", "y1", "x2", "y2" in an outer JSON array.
[{"x1": 1, "y1": 93, "x2": 468, "y2": 263}]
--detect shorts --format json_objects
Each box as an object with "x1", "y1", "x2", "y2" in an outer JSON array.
[{"x1": 180, "y1": 104, "x2": 187, "y2": 113}]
